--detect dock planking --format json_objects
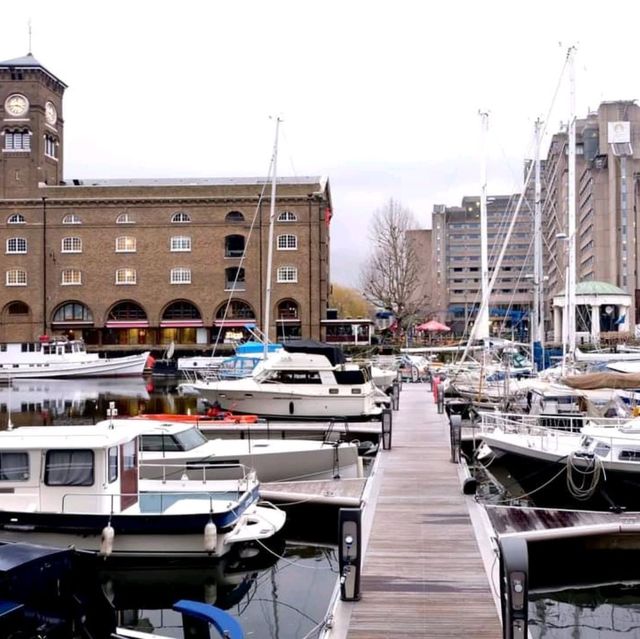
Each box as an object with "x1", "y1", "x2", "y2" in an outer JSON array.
[{"x1": 340, "y1": 383, "x2": 501, "y2": 638}]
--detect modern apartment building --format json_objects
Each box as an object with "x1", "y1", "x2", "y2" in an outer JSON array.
[
  {"x1": 542, "y1": 100, "x2": 640, "y2": 334},
  {"x1": 0, "y1": 54, "x2": 331, "y2": 351},
  {"x1": 431, "y1": 195, "x2": 533, "y2": 337}
]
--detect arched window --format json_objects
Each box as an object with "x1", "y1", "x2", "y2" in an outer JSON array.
[
  {"x1": 277, "y1": 299, "x2": 299, "y2": 319},
  {"x1": 277, "y1": 266, "x2": 298, "y2": 283},
  {"x1": 108, "y1": 301, "x2": 147, "y2": 321},
  {"x1": 225, "y1": 235, "x2": 245, "y2": 257},
  {"x1": 3, "y1": 129, "x2": 31, "y2": 151},
  {"x1": 170, "y1": 236, "x2": 191, "y2": 252},
  {"x1": 53, "y1": 302, "x2": 93, "y2": 322},
  {"x1": 62, "y1": 214, "x2": 82, "y2": 224},
  {"x1": 115, "y1": 236, "x2": 136, "y2": 252},
  {"x1": 7, "y1": 301, "x2": 29, "y2": 315},
  {"x1": 61, "y1": 237, "x2": 82, "y2": 253},
  {"x1": 215, "y1": 300, "x2": 255, "y2": 320},
  {"x1": 277, "y1": 211, "x2": 297, "y2": 222},
  {"x1": 277, "y1": 234, "x2": 297, "y2": 250},
  {"x1": 61, "y1": 269, "x2": 82, "y2": 285},
  {"x1": 7, "y1": 213, "x2": 25, "y2": 224},
  {"x1": 44, "y1": 134, "x2": 58, "y2": 158},
  {"x1": 6, "y1": 238, "x2": 27, "y2": 253},
  {"x1": 116, "y1": 212, "x2": 135, "y2": 224},
  {"x1": 171, "y1": 267, "x2": 191, "y2": 284},
  {"x1": 115, "y1": 268, "x2": 136, "y2": 285},
  {"x1": 163, "y1": 301, "x2": 201, "y2": 320},
  {"x1": 225, "y1": 267, "x2": 245, "y2": 291},
  {"x1": 171, "y1": 211, "x2": 191, "y2": 223},
  {"x1": 6, "y1": 269, "x2": 27, "y2": 286},
  {"x1": 225, "y1": 211, "x2": 244, "y2": 223}
]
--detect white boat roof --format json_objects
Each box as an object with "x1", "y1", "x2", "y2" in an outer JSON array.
[
  {"x1": 0, "y1": 421, "x2": 149, "y2": 450},
  {"x1": 261, "y1": 351, "x2": 335, "y2": 370}
]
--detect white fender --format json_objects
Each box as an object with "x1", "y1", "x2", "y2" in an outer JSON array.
[
  {"x1": 204, "y1": 520, "x2": 217, "y2": 553},
  {"x1": 100, "y1": 524, "x2": 115, "y2": 556}
]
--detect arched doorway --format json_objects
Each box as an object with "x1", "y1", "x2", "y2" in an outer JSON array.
[
  {"x1": 214, "y1": 300, "x2": 257, "y2": 345},
  {"x1": 160, "y1": 300, "x2": 203, "y2": 345},
  {"x1": 104, "y1": 301, "x2": 150, "y2": 346},
  {"x1": 51, "y1": 301, "x2": 95, "y2": 343}
]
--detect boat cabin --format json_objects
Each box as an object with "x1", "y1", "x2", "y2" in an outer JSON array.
[{"x1": 0, "y1": 423, "x2": 147, "y2": 514}]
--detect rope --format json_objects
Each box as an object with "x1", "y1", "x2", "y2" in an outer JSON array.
[{"x1": 565, "y1": 452, "x2": 604, "y2": 501}]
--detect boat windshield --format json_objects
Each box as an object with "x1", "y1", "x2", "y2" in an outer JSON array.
[{"x1": 141, "y1": 427, "x2": 208, "y2": 452}]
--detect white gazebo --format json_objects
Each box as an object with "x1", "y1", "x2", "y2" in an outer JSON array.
[{"x1": 552, "y1": 281, "x2": 631, "y2": 344}]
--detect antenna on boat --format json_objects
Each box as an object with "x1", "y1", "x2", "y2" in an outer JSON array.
[
  {"x1": 263, "y1": 116, "x2": 282, "y2": 361},
  {"x1": 106, "y1": 401, "x2": 118, "y2": 429}
]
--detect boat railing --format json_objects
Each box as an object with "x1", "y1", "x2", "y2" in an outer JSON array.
[
  {"x1": 138, "y1": 461, "x2": 257, "y2": 489},
  {"x1": 479, "y1": 411, "x2": 631, "y2": 436}
]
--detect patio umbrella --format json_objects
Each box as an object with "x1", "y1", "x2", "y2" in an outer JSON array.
[{"x1": 416, "y1": 320, "x2": 451, "y2": 332}]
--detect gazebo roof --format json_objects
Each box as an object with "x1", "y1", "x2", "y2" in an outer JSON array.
[{"x1": 562, "y1": 281, "x2": 627, "y2": 296}]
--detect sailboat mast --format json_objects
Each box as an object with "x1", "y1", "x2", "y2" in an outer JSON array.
[
  {"x1": 567, "y1": 47, "x2": 577, "y2": 359},
  {"x1": 532, "y1": 118, "x2": 544, "y2": 364},
  {"x1": 263, "y1": 117, "x2": 281, "y2": 359},
  {"x1": 477, "y1": 110, "x2": 490, "y2": 341}
]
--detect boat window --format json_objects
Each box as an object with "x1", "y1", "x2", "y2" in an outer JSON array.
[
  {"x1": 45, "y1": 449, "x2": 94, "y2": 486},
  {"x1": 335, "y1": 370, "x2": 366, "y2": 385},
  {"x1": 108, "y1": 446, "x2": 118, "y2": 483},
  {"x1": 594, "y1": 442, "x2": 610, "y2": 457},
  {"x1": 267, "y1": 370, "x2": 322, "y2": 384},
  {"x1": 123, "y1": 440, "x2": 137, "y2": 470},
  {"x1": 174, "y1": 428, "x2": 208, "y2": 450},
  {"x1": 619, "y1": 450, "x2": 640, "y2": 461},
  {"x1": 0, "y1": 452, "x2": 29, "y2": 481}
]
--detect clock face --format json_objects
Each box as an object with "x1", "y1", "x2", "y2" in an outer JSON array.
[
  {"x1": 4, "y1": 94, "x2": 29, "y2": 117},
  {"x1": 45, "y1": 101, "x2": 57, "y2": 125}
]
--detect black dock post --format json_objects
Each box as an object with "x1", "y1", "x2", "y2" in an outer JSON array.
[
  {"x1": 338, "y1": 507, "x2": 362, "y2": 601},
  {"x1": 449, "y1": 412, "x2": 462, "y2": 463},
  {"x1": 498, "y1": 536, "x2": 529, "y2": 639},
  {"x1": 391, "y1": 379, "x2": 400, "y2": 410},
  {"x1": 381, "y1": 407, "x2": 392, "y2": 450}
]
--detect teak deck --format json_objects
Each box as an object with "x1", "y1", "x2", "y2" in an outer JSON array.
[{"x1": 338, "y1": 383, "x2": 501, "y2": 638}]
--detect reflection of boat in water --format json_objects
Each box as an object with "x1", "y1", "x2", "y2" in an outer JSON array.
[
  {"x1": 0, "y1": 377, "x2": 151, "y2": 416},
  {"x1": 94, "y1": 540, "x2": 283, "y2": 613}
]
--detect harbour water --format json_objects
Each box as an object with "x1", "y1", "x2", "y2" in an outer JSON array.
[{"x1": 0, "y1": 375, "x2": 339, "y2": 638}]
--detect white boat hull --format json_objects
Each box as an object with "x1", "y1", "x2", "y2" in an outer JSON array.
[
  {"x1": 194, "y1": 385, "x2": 382, "y2": 419},
  {"x1": 0, "y1": 351, "x2": 150, "y2": 379}
]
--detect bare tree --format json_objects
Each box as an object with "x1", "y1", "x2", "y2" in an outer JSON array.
[{"x1": 360, "y1": 198, "x2": 431, "y2": 331}]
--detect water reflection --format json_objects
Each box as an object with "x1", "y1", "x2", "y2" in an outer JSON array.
[
  {"x1": 0, "y1": 375, "x2": 202, "y2": 429},
  {"x1": 82, "y1": 541, "x2": 339, "y2": 639}
]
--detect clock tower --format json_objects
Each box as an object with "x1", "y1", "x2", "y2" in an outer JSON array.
[{"x1": 0, "y1": 53, "x2": 66, "y2": 198}]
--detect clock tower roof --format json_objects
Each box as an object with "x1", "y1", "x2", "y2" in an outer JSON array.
[{"x1": 0, "y1": 52, "x2": 67, "y2": 88}]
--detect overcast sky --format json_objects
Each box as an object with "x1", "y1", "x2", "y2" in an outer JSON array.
[{"x1": 4, "y1": 1, "x2": 640, "y2": 286}]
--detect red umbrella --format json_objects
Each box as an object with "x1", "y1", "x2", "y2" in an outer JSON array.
[{"x1": 416, "y1": 320, "x2": 451, "y2": 332}]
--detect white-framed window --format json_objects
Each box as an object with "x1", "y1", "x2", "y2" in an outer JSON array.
[
  {"x1": 62, "y1": 214, "x2": 81, "y2": 224},
  {"x1": 171, "y1": 267, "x2": 191, "y2": 284},
  {"x1": 7, "y1": 213, "x2": 25, "y2": 224},
  {"x1": 170, "y1": 236, "x2": 191, "y2": 252},
  {"x1": 115, "y1": 268, "x2": 136, "y2": 285},
  {"x1": 61, "y1": 237, "x2": 82, "y2": 253},
  {"x1": 116, "y1": 213, "x2": 135, "y2": 224},
  {"x1": 171, "y1": 212, "x2": 191, "y2": 223},
  {"x1": 277, "y1": 234, "x2": 297, "y2": 250},
  {"x1": 3, "y1": 130, "x2": 31, "y2": 151},
  {"x1": 6, "y1": 237, "x2": 26, "y2": 253},
  {"x1": 44, "y1": 135, "x2": 57, "y2": 158},
  {"x1": 115, "y1": 236, "x2": 137, "y2": 253},
  {"x1": 277, "y1": 266, "x2": 298, "y2": 283},
  {"x1": 6, "y1": 268, "x2": 26, "y2": 286},
  {"x1": 61, "y1": 269, "x2": 82, "y2": 285},
  {"x1": 278, "y1": 211, "x2": 297, "y2": 222}
]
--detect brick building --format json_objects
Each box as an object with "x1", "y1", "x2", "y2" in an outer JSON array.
[{"x1": 0, "y1": 54, "x2": 331, "y2": 353}]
